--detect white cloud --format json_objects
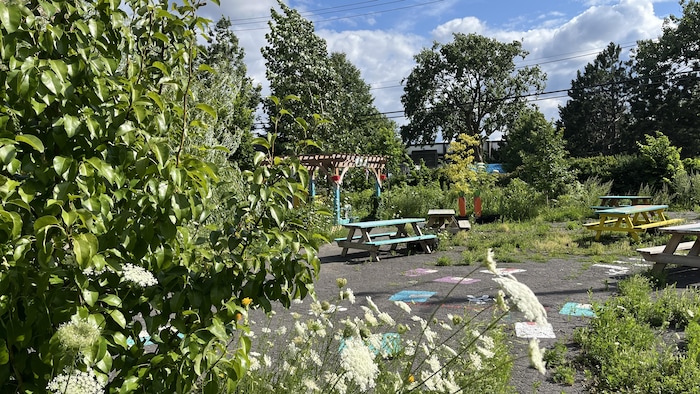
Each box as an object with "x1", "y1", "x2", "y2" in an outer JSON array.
[{"x1": 199, "y1": 0, "x2": 671, "y2": 128}]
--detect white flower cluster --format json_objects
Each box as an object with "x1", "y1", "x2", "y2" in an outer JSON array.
[
  {"x1": 339, "y1": 336, "x2": 379, "y2": 391},
  {"x1": 47, "y1": 369, "x2": 105, "y2": 394},
  {"x1": 56, "y1": 318, "x2": 101, "y2": 353},
  {"x1": 121, "y1": 263, "x2": 158, "y2": 287}
]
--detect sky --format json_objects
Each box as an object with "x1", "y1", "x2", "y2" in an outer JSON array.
[{"x1": 197, "y1": 0, "x2": 683, "y2": 127}]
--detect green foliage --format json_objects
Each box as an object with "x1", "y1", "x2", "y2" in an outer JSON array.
[
  {"x1": 670, "y1": 170, "x2": 700, "y2": 210},
  {"x1": 496, "y1": 178, "x2": 544, "y2": 221},
  {"x1": 637, "y1": 131, "x2": 684, "y2": 189},
  {"x1": 512, "y1": 109, "x2": 574, "y2": 200},
  {"x1": 559, "y1": 42, "x2": 634, "y2": 156},
  {"x1": 401, "y1": 33, "x2": 545, "y2": 160},
  {"x1": 444, "y1": 133, "x2": 479, "y2": 196},
  {"x1": 382, "y1": 182, "x2": 448, "y2": 219},
  {"x1": 435, "y1": 255, "x2": 453, "y2": 266},
  {"x1": 0, "y1": 2, "x2": 320, "y2": 392},
  {"x1": 630, "y1": 1, "x2": 700, "y2": 157},
  {"x1": 573, "y1": 274, "x2": 700, "y2": 393}
]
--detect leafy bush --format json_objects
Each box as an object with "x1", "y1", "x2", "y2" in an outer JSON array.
[
  {"x1": 382, "y1": 182, "x2": 448, "y2": 219},
  {"x1": 495, "y1": 178, "x2": 544, "y2": 221},
  {"x1": 573, "y1": 275, "x2": 700, "y2": 393},
  {"x1": 0, "y1": 2, "x2": 320, "y2": 391}
]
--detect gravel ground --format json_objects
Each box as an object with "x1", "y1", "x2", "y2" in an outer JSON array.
[{"x1": 292, "y1": 235, "x2": 700, "y2": 394}]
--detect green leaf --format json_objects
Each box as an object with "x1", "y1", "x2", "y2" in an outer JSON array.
[
  {"x1": 15, "y1": 134, "x2": 45, "y2": 153},
  {"x1": 208, "y1": 317, "x2": 228, "y2": 341},
  {"x1": 82, "y1": 289, "x2": 99, "y2": 307},
  {"x1": 0, "y1": 339, "x2": 9, "y2": 365},
  {"x1": 63, "y1": 114, "x2": 80, "y2": 137},
  {"x1": 109, "y1": 309, "x2": 127, "y2": 329},
  {"x1": 100, "y1": 294, "x2": 122, "y2": 307},
  {"x1": 195, "y1": 103, "x2": 216, "y2": 119},
  {"x1": 269, "y1": 206, "x2": 282, "y2": 227},
  {"x1": 0, "y1": 145, "x2": 16, "y2": 164},
  {"x1": 0, "y1": 3, "x2": 21, "y2": 33},
  {"x1": 73, "y1": 233, "x2": 98, "y2": 267},
  {"x1": 53, "y1": 156, "x2": 73, "y2": 179}
]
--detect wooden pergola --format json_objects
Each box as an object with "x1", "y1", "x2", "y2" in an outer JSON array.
[{"x1": 298, "y1": 154, "x2": 388, "y2": 224}]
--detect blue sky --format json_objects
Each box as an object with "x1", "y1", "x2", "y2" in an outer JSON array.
[{"x1": 201, "y1": 0, "x2": 682, "y2": 124}]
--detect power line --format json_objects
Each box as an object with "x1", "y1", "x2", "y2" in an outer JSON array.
[{"x1": 231, "y1": 0, "x2": 445, "y2": 32}]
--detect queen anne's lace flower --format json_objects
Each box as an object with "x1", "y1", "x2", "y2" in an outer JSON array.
[
  {"x1": 47, "y1": 369, "x2": 105, "y2": 394},
  {"x1": 121, "y1": 263, "x2": 158, "y2": 287},
  {"x1": 340, "y1": 337, "x2": 379, "y2": 391},
  {"x1": 492, "y1": 275, "x2": 548, "y2": 325},
  {"x1": 56, "y1": 318, "x2": 101, "y2": 353},
  {"x1": 394, "y1": 300, "x2": 412, "y2": 314},
  {"x1": 529, "y1": 338, "x2": 547, "y2": 374}
]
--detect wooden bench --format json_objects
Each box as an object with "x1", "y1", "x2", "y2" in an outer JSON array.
[
  {"x1": 334, "y1": 232, "x2": 396, "y2": 243},
  {"x1": 637, "y1": 241, "x2": 700, "y2": 273},
  {"x1": 365, "y1": 234, "x2": 437, "y2": 247}
]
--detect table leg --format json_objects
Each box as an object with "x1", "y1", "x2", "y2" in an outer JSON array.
[
  {"x1": 341, "y1": 228, "x2": 357, "y2": 256},
  {"x1": 651, "y1": 234, "x2": 684, "y2": 274},
  {"x1": 411, "y1": 222, "x2": 433, "y2": 253}
]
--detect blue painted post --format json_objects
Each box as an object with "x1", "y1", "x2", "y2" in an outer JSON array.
[
  {"x1": 309, "y1": 178, "x2": 315, "y2": 200},
  {"x1": 375, "y1": 178, "x2": 381, "y2": 198}
]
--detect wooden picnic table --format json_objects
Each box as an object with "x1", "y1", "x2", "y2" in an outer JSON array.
[
  {"x1": 335, "y1": 218, "x2": 437, "y2": 262},
  {"x1": 426, "y1": 209, "x2": 459, "y2": 232},
  {"x1": 583, "y1": 204, "x2": 682, "y2": 242},
  {"x1": 591, "y1": 195, "x2": 652, "y2": 210},
  {"x1": 637, "y1": 223, "x2": 700, "y2": 274}
]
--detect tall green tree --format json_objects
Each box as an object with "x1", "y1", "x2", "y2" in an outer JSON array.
[
  {"x1": 510, "y1": 109, "x2": 573, "y2": 200},
  {"x1": 196, "y1": 17, "x2": 261, "y2": 171},
  {"x1": 558, "y1": 42, "x2": 634, "y2": 156},
  {"x1": 261, "y1": 0, "x2": 339, "y2": 155},
  {"x1": 401, "y1": 33, "x2": 545, "y2": 161},
  {"x1": 328, "y1": 52, "x2": 396, "y2": 153},
  {"x1": 629, "y1": 0, "x2": 700, "y2": 157},
  {"x1": 0, "y1": 0, "x2": 319, "y2": 391}
]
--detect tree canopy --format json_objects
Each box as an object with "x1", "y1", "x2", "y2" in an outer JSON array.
[
  {"x1": 629, "y1": 0, "x2": 700, "y2": 157},
  {"x1": 558, "y1": 42, "x2": 634, "y2": 156},
  {"x1": 400, "y1": 33, "x2": 545, "y2": 161}
]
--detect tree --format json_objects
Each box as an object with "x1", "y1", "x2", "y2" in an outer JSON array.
[
  {"x1": 558, "y1": 42, "x2": 634, "y2": 156},
  {"x1": 401, "y1": 33, "x2": 545, "y2": 161},
  {"x1": 637, "y1": 132, "x2": 684, "y2": 189},
  {"x1": 512, "y1": 110, "x2": 573, "y2": 201},
  {"x1": 328, "y1": 52, "x2": 397, "y2": 153},
  {"x1": 261, "y1": 0, "x2": 339, "y2": 155},
  {"x1": 629, "y1": 0, "x2": 700, "y2": 157},
  {"x1": 0, "y1": 0, "x2": 319, "y2": 392},
  {"x1": 196, "y1": 17, "x2": 261, "y2": 171}
]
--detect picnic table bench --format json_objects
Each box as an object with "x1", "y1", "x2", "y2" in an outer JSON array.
[
  {"x1": 637, "y1": 223, "x2": 700, "y2": 274},
  {"x1": 335, "y1": 218, "x2": 437, "y2": 262},
  {"x1": 590, "y1": 195, "x2": 652, "y2": 210},
  {"x1": 583, "y1": 204, "x2": 682, "y2": 241}
]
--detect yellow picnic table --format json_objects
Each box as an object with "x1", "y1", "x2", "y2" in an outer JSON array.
[{"x1": 583, "y1": 204, "x2": 682, "y2": 241}]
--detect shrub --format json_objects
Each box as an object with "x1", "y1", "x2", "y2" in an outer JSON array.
[{"x1": 496, "y1": 178, "x2": 544, "y2": 221}]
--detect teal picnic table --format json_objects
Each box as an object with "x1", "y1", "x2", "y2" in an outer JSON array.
[
  {"x1": 583, "y1": 204, "x2": 682, "y2": 241},
  {"x1": 335, "y1": 218, "x2": 437, "y2": 262},
  {"x1": 591, "y1": 195, "x2": 652, "y2": 210}
]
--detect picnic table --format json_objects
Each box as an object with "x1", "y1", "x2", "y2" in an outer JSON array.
[
  {"x1": 637, "y1": 223, "x2": 700, "y2": 274},
  {"x1": 591, "y1": 195, "x2": 652, "y2": 210},
  {"x1": 583, "y1": 204, "x2": 682, "y2": 241},
  {"x1": 335, "y1": 218, "x2": 437, "y2": 262},
  {"x1": 426, "y1": 209, "x2": 459, "y2": 232}
]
